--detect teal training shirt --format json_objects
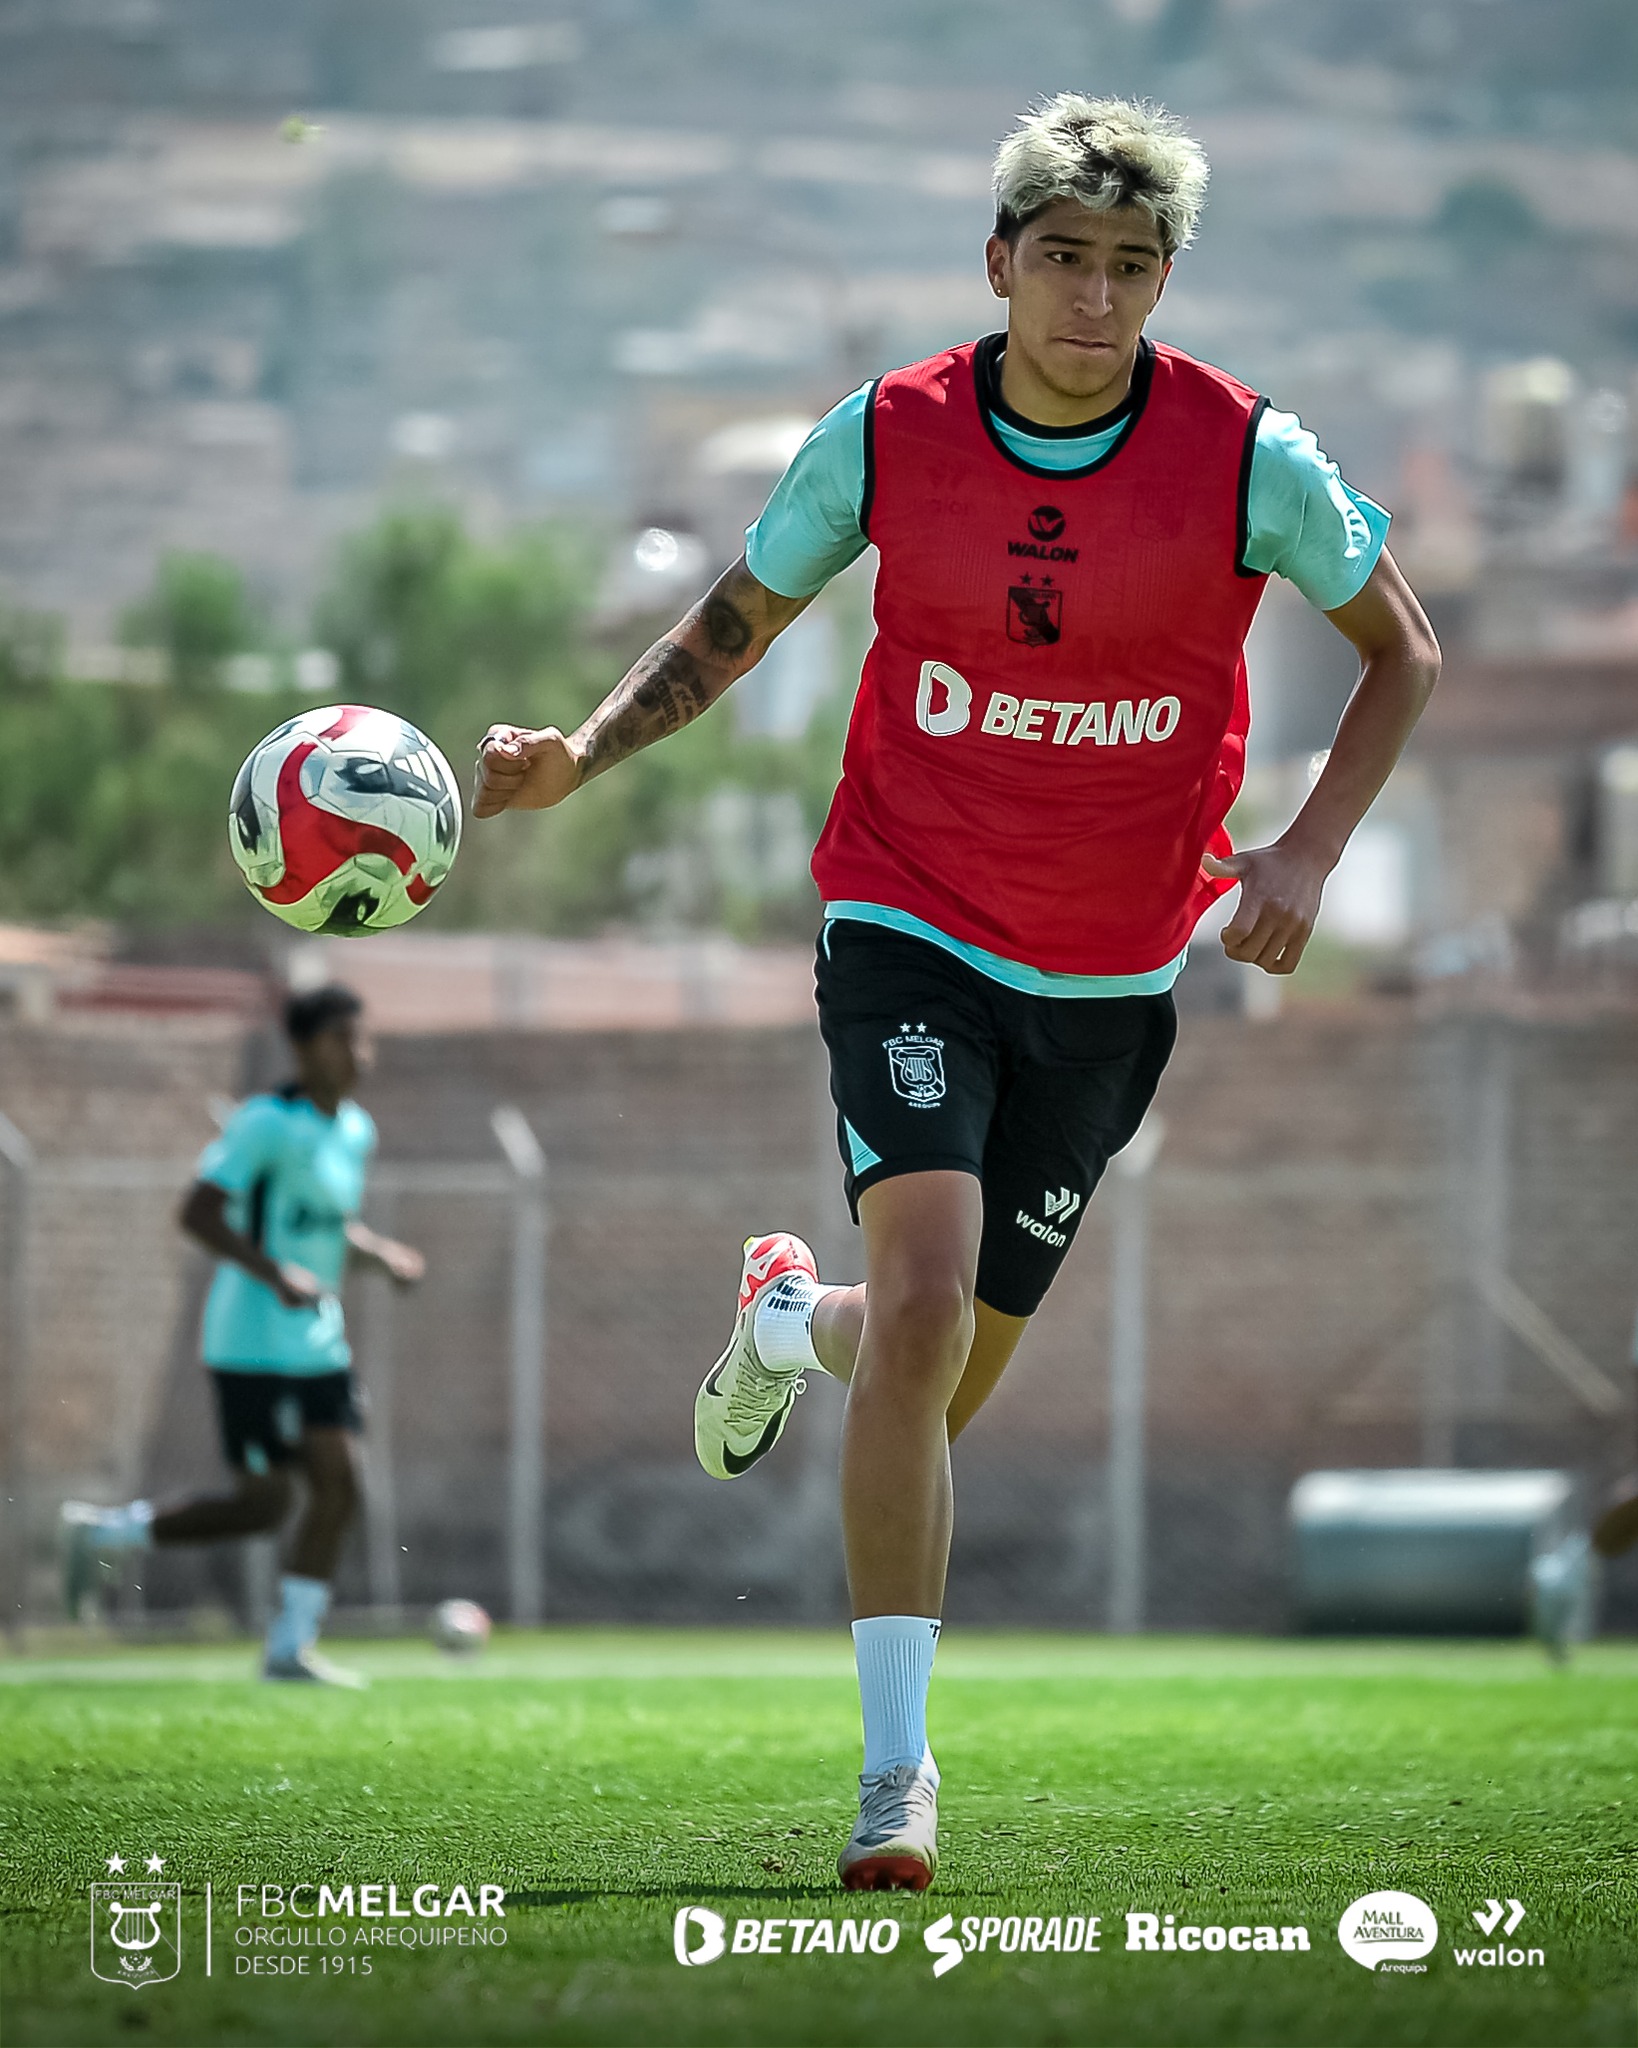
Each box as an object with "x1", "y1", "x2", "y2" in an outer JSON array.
[
  {"x1": 746, "y1": 348, "x2": 1391, "y2": 998},
  {"x1": 196, "y1": 1092, "x2": 376, "y2": 1373}
]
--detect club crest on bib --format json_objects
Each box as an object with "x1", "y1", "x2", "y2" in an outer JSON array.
[
  {"x1": 1007, "y1": 578, "x2": 1061, "y2": 646},
  {"x1": 885, "y1": 1026, "x2": 946, "y2": 1108}
]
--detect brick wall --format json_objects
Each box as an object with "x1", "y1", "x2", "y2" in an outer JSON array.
[{"x1": 6, "y1": 998, "x2": 1637, "y2": 1632}]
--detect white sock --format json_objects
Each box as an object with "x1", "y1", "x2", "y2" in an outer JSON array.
[
  {"x1": 852, "y1": 1615, "x2": 940, "y2": 1776},
  {"x1": 95, "y1": 1501, "x2": 154, "y2": 1552},
  {"x1": 266, "y1": 1574, "x2": 330, "y2": 1663},
  {"x1": 753, "y1": 1272, "x2": 842, "y2": 1376}
]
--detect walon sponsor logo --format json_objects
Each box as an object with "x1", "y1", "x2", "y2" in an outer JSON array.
[
  {"x1": 1008, "y1": 505, "x2": 1078, "y2": 562},
  {"x1": 1454, "y1": 1898, "x2": 1543, "y2": 1970}
]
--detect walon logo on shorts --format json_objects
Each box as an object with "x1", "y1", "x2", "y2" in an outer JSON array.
[
  {"x1": 885, "y1": 1027, "x2": 946, "y2": 1107},
  {"x1": 1017, "y1": 1188, "x2": 1081, "y2": 1249}
]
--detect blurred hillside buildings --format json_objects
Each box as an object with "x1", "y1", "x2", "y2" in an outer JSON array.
[{"x1": 4, "y1": 1, "x2": 1638, "y2": 977}]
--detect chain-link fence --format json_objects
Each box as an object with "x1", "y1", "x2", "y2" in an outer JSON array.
[{"x1": 4, "y1": 1002, "x2": 1637, "y2": 1639}]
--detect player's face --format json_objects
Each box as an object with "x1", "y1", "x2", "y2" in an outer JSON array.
[
  {"x1": 297, "y1": 1019, "x2": 370, "y2": 1101},
  {"x1": 986, "y1": 200, "x2": 1170, "y2": 408}
]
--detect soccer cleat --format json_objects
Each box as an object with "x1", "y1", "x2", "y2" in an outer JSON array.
[
  {"x1": 262, "y1": 1647, "x2": 368, "y2": 1689},
  {"x1": 694, "y1": 1233, "x2": 818, "y2": 1481},
  {"x1": 837, "y1": 1762, "x2": 940, "y2": 1891}
]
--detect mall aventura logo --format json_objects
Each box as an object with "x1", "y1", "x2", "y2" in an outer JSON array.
[
  {"x1": 90, "y1": 1856, "x2": 181, "y2": 1988},
  {"x1": 1337, "y1": 1890, "x2": 1439, "y2": 1973}
]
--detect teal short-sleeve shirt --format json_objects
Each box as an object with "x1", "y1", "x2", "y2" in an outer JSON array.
[{"x1": 196, "y1": 1092, "x2": 376, "y2": 1373}]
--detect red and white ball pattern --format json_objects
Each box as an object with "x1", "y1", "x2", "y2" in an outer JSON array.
[{"x1": 229, "y1": 704, "x2": 461, "y2": 935}]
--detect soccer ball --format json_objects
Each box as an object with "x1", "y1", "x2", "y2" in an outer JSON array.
[
  {"x1": 229, "y1": 704, "x2": 461, "y2": 935},
  {"x1": 431, "y1": 1599, "x2": 491, "y2": 1656}
]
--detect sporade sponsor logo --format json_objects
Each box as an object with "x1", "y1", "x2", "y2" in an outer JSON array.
[{"x1": 924, "y1": 1912, "x2": 1100, "y2": 1977}]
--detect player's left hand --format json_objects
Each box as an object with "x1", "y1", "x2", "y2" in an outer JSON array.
[
  {"x1": 1201, "y1": 843, "x2": 1329, "y2": 975},
  {"x1": 374, "y1": 1238, "x2": 426, "y2": 1287}
]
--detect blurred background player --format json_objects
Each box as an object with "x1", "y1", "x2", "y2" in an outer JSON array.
[
  {"x1": 475, "y1": 94, "x2": 1440, "y2": 1888},
  {"x1": 61, "y1": 983, "x2": 424, "y2": 1684},
  {"x1": 1591, "y1": 1317, "x2": 1638, "y2": 1559}
]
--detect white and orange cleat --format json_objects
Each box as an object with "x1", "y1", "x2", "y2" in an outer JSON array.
[
  {"x1": 694, "y1": 1233, "x2": 819, "y2": 1480},
  {"x1": 837, "y1": 1762, "x2": 940, "y2": 1892}
]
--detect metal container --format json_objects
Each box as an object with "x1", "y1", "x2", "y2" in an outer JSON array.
[{"x1": 1290, "y1": 1469, "x2": 1578, "y2": 1635}]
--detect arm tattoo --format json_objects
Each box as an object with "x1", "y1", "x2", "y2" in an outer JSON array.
[
  {"x1": 579, "y1": 640, "x2": 714, "y2": 778},
  {"x1": 575, "y1": 580, "x2": 764, "y2": 781},
  {"x1": 703, "y1": 593, "x2": 754, "y2": 659}
]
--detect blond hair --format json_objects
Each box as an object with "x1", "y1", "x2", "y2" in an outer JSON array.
[{"x1": 992, "y1": 94, "x2": 1209, "y2": 256}]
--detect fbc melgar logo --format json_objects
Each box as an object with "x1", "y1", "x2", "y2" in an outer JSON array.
[
  {"x1": 90, "y1": 1882, "x2": 182, "y2": 1988},
  {"x1": 674, "y1": 1909, "x2": 900, "y2": 1965},
  {"x1": 1337, "y1": 1891, "x2": 1439, "y2": 1972}
]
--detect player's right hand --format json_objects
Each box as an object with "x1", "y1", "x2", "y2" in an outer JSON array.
[
  {"x1": 274, "y1": 1262, "x2": 325, "y2": 1311},
  {"x1": 473, "y1": 725, "x2": 583, "y2": 817}
]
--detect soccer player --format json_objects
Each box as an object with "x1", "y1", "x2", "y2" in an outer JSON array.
[
  {"x1": 61, "y1": 983, "x2": 423, "y2": 1684},
  {"x1": 474, "y1": 95, "x2": 1440, "y2": 1887}
]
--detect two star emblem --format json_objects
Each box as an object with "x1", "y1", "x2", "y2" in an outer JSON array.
[{"x1": 105, "y1": 1854, "x2": 165, "y2": 1874}]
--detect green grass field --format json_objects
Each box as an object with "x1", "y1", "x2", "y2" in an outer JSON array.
[{"x1": 1, "y1": 1631, "x2": 1633, "y2": 2047}]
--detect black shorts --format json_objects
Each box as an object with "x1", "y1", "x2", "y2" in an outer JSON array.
[
  {"x1": 815, "y1": 919, "x2": 1177, "y2": 1319},
  {"x1": 209, "y1": 1369, "x2": 362, "y2": 1474}
]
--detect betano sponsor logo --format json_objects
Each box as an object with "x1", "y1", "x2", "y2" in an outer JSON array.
[
  {"x1": 983, "y1": 693, "x2": 1180, "y2": 746},
  {"x1": 673, "y1": 1908, "x2": 900, "y2": 1965},
  {"x1": 913, "y1": 661, "x2": 1182, "y2": 749}
]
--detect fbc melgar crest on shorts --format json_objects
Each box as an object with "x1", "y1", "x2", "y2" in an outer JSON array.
[{"x1": 810, "y1": 339, "x2": 1269, "y2": 978}]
